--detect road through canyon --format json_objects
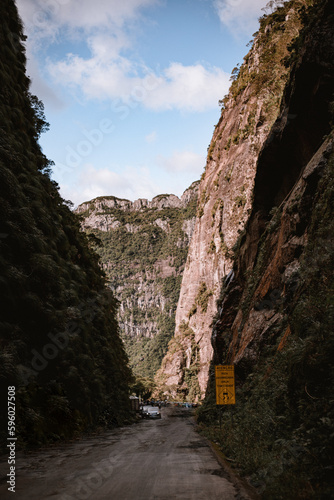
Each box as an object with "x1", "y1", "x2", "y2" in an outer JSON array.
[{"x1": 0, "y1": 407, "x2": 254, "y2": 500}]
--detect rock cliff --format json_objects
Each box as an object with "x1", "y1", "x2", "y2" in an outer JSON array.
[
  {"x1": 197, "y1": 1, "x2": 334, "y2": 496},
  {"x1": 76, "y1": 182, "x2": 199, "y2": 379},
  {"x1": 156, "y1": 0, "x2": 307, "y2": 400},
  {"x1": 214, "y1": 0, "x2": 334, "y2": 369}
]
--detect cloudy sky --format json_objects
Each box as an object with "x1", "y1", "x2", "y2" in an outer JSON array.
[{"x1": 16, "y1": 0, "x2": 268, "y2": 206}]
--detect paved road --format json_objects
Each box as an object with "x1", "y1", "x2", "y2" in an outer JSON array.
[{"x1": 0, "y1": 407, "x2": 251, "y2": 500}]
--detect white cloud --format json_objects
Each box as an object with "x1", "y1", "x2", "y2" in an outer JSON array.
[
  {"x1": 145, "y1": 131, "x2": 157, "y2": 143},
  {"x1": 213, "y1": 0, "x2": 267, "y2": 35},
  {"x1": 59, "y1": 163, "x2": 160, "y2": 207},
  {"x1": 16, "y1": 0, "x2": 230, "y2": 113},
  {"x1": 148, "y1": 63, "x2": 230, "y2": 111},
  {"x1": 16, "y1": 0, "x2": 159, "y2": 41},
  {"x1": 47, "y1": 34, "x2": 138, "y2": 98},
  {"x1": 16, "y1": 0, "x2": 157, "y2": 108},
  {"x1": 157, "y1": 151, "x2": 205, "y2": 175},
  {"x1": 48, "y1": 50, "x2": 230, "y2": 111}
]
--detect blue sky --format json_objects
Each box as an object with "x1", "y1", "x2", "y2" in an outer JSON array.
[{"x1": 16, "y1": 0, "x2": 267, "y2": 206}]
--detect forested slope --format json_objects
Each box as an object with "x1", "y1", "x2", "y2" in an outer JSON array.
[
  {"x1": 76, "y1": 183, "x2": 199, "y2": 382},
  {"x1": 0, "y1": 0, "x2": 132, "y2": 451}
]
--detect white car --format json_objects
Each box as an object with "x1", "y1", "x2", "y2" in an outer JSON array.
[{"x1": 141, "y1": 406, "x2": 161, "y2": 419}]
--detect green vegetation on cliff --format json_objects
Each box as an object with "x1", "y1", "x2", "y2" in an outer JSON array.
[
  {"x1": 79, "y1": 188, "x2": 198, "y2": 380},
  {"x1": 0, "y1": 0, "x2": 132, "y2": 451}
]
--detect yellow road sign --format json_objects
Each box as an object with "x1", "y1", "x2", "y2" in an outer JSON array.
[{"x1": 215, "y1": 365, "x2": 235, "y2": 405}]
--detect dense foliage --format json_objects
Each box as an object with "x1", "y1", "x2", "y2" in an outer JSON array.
[
  {"x1": 82, "y1": 192, "x2": 198, "y2": 380},
  {"x1": 0, "y1": 0, "x2": 133, "y2": 451}
]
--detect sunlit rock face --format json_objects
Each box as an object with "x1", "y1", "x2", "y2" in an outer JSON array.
[
  {"x1": 213, "y1": 0, "x2": 334, "y2": 369},
  {"x1": 156, "y1": 4, "x2": 313, "y2": 400}
]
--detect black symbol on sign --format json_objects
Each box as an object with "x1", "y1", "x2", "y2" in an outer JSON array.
[
  {"x1": 222, "y1": 392, "x2": 230, "y2": 403},
  {"x1": 218, "y1": 389, "x2": 233, "y2": 403}
]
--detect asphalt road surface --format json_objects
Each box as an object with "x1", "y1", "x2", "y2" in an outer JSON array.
[{"x1": 0, "y1": 406, "x2": 253, "y2": 500}]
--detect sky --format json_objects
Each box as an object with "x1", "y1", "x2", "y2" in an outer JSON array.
[{"x1": 15, "y1": 0, "x2": 268, "y2": 207}]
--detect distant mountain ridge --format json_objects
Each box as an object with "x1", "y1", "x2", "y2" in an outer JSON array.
[
  {"x1": 77, "y1": 184, "x2": 198, "y2": 216},
  {"x1": 76, "y1": 182, "x2": 199, "y2": 380}
]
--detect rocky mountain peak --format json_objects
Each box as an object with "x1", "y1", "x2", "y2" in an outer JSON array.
[
  {"x1": 77, "y1": 181, "x2": 199, "y2": 215},
  {"x1": 76, "y1": 182, "x2": 200, "y2": 234}
]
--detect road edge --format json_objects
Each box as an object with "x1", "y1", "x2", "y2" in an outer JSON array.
[{"x1": 206, "y1": 440, "x2": 261, "y2": 500}]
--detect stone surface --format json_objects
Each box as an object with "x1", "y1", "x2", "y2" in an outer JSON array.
[
  {"x1": 156, "y1": 5, "x2": 308, "y2": 400},
  {"x1": 76, "y1": 182, "x2": 199, "y2": 378},
  {"x1": 211, "y1": 0, "x2": 334, "y2": 374}
]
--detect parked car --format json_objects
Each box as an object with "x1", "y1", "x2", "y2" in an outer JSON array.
[{"x1": 141, "y1": 406, "x2": 161, "y2": 419}]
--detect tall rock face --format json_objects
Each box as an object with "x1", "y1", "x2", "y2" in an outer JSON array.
[
  {"x1": 156, "y1": 0, "x2": 308, "y2": 400},
  {"x1": 198, "y1": 1, "x2": 334, "y2": 496},
  {"x1": 76, "y1": 182, "x2": 199, "y2": 379},
  {"x1": 215, "y1": 0, "x2": 334, "y2": 368}
]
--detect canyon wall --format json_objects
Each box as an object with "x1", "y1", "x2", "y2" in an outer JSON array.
[
  {"x1": 0, "y1": 0, "x2": 133, "y2": 448},
  {"x1": 76, "y1": 182, "x2": 199, "y2": 379},
  {"x1": 156, "y1": 0, "x2": 307, "y2": 399},
  {"x1": 197, "y1": 1, "x2": 334, "y2": 495},
  {"x1": 213, "y1": 0, "x2": 334, "y2": 369}
]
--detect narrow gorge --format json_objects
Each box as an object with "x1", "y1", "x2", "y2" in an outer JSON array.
[
  {"x1": 1, "y1": 0, "x2": 333, "y2": 497},
  {"x1": 76, "y1": 182, "x2": 199, "y2": 380}
]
